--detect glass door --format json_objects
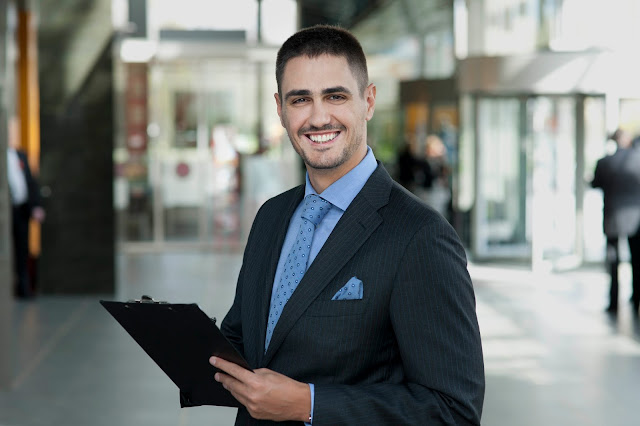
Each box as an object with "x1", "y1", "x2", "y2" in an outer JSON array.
[
  {"x1": 149, "y1": 60, "x2": 256, "y2": 247},
  {"x1": 473, "y1": 97, "x2": 529, "y2": 258},
  {"x1": 582, "y1": 96, "x2": 607, "y2": 262},
  {"x1": 115, "y1": 58, "x2": 260, "y2": 249},
  {"x1": 528, "y1": 96, "x2": 578, "y2": 270},
  {"x1": 116, "y1": 53, "x2": 300, "y2": 250},
  {"x1": 470, "y1": 94, "x2": 606, "y2": 268}
]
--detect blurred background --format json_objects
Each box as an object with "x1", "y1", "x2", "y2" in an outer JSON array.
[{"x1": 1, "y1": 1, "x2": 639, "y2": 425}]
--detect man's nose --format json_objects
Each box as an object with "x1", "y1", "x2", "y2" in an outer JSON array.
[{"x1": 308, "y1": 101, "x2": 331, "y2": 128}]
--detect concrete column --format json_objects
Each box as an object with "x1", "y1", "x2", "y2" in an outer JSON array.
[
  {"x1": 466, "y1": 0, "x2": 486, "y2": 55},
  {"x1": 37, "y1": 0, "x2": 115, "y2": 294},
  {"x1": 575, "y1": 95, "x2": 586, "y2": 261},
  {"x1": 0, "y1": 0, "x2": 15, "y2": 390},
  {"x1": 17, "y1": 3, "x2": 42, "y2": 266}
]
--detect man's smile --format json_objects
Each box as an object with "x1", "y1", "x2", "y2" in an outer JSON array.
[{"x1": 307, "y1": 132, "x2": 340, "y2": 143}]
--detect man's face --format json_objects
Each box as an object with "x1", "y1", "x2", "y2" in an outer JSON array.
[{"x1": 275, "y1": 54, "x2": 375, "y2": 183}]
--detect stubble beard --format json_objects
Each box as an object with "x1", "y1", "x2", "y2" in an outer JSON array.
[{"x1": 286, "y1": 125, "x2": 365, "y2": 171}]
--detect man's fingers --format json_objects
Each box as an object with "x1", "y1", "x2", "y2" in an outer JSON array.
[
  {"x1": 215, "y1": 371, "x2": 241, "y2": 394},
  {"x1": 210, "y1": 356, "x2": 253, "y2": 382},
  {"x1": 211, "y1": 363, "x2": 310, "y2": 422},
  {"x1": 214, "y1": 367, "x2": 252, "y2": 401}
]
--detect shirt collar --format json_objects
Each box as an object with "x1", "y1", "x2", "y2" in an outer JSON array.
[{"x1": 304, "y1": 146, "x2": 377, "y2": 212}]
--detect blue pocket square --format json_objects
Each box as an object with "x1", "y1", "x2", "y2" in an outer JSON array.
[{"x1": 332, "y1": 277, "x2": 363, "y2": 300}]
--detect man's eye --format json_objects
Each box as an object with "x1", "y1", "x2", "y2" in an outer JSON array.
[
  {"x1": 328, "y1": 95, "x2": 346, "y2": 101},
  {"x1": 291, "y1": 98, "x2": 308, "y2": 104}
]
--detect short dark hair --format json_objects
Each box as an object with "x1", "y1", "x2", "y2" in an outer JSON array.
[{"x1": 275, "y1": 25, "x2": 369, "y2": 97}]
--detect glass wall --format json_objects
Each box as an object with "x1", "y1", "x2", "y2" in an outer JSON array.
[
  {"x1": 582, "y1": 97, "x2": 607, "y2": 262},
  {"x1": 542, "y1": 0, "x2": 639, "y2": 52},
  {"x1": 474, "y1": 98, "x2": 527, "y2": 257},
  {"x1": 114, "y1": 1, "x2": 300, "y2": 249},
  {"x1": 528, "y1": 96, "x2": 576, "y2": 267},
  {"x1": 619, "y1": 99, "x2": 640, "y2": 138},
  {"x1": 457, "y1": 0, "x2": 638, "y2": 267},
  {"x1": 351, "y1": 0, "x2": 455, "y2": 165},
  {"x1": 471, "y1": 94, "x2": 607, "y2": 267},
  {"x1": 115, "y1": 53, "x2": 304, "y2": 248},
  {"x1": 150, "y1": 60, "x2": 257, "y2": 244},
  {"x1": 146, "y1": 0, "x2": 297, "y2": 45},
  {"x1": 461, "y1": 0, "x2": 640, "y2": 57}
]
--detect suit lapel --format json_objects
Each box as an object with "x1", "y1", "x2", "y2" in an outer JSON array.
[
  {"x1": 262, "y1": 164, "x2": 393, "y2": 365},
  {"x1": 256, "y1": 185, "x2": 304, "y2": 365}
]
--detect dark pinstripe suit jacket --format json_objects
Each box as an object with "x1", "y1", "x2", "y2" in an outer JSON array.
[
  {"x1": 591, "y1": 146, "x2": 640, "y2": 237},
  {"x1": 221, "y1": 163, "x2": 485, "y2": 425}
]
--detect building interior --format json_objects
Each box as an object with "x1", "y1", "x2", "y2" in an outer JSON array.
[{"x1": 1, "y1": 1, "x2": 640, "y2": 425}]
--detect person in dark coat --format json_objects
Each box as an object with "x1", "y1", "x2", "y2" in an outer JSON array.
[
  {"x1": 592, "y1": 129, "x2": 640, "y2": 314},
  {"x1": 6, "y1": 116, "x2": 45, "y2": 299}
]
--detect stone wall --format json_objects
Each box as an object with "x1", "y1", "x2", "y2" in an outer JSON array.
[{"x1": 38, "y1": 38, "x2": 115, "y2": 294}]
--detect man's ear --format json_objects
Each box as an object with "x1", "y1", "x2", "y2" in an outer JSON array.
[
  {"x1": 274, "y1": 93, "x2": 284, "y2": 127},
  {"x1": 365, "y1": 83, "x2": 376, "y2": 121}
]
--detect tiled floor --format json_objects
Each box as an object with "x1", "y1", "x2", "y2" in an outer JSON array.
[{"x1": 1, "y1": 252, "x2": 638, "y2": 425}]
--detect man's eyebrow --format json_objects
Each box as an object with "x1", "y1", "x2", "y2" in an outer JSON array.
[
  {"x1": 284, "y1": 89, "x2": 311, "y2": 100},
  {"x1": 284, "y1": 86, "x2": 353, "y2": 100},
  {"x1": 322, "y1": 86, "x2": 352, "y2": 95}
]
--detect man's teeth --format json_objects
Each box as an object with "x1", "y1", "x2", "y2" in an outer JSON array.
[{"x1": 309, "y1": 132, "x2": 338, "y2": 143}]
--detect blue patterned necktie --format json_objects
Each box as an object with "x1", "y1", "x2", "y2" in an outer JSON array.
[{"x1": 265, "y1": 194, "x2": 333, "y2": 350}]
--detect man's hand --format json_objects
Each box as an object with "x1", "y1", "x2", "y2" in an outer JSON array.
[{"x1": 210, "y1": 356, "x2": 310, "y2": 422}]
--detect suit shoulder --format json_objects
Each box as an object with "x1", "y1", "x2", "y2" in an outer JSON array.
[
  {"x1": 255, "y1": 186, "x2": 302, "y2": 217},
  {"x1": 265, "y1": 185, "x2": 300, "y2": 205},
  {"x1": 386, "y1": 182, "x2": 451, "y2": 230}
]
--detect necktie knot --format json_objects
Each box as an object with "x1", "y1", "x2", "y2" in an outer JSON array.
[{"x1": 301, "y1": 194, "x2": 332, "y2": 226}]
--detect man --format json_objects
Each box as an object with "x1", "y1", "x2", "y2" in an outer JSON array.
[
  {"x1": 6, "y1": 115, "x2": 45, "y2": 298},
  {"x1": 210, "y1": 25, "x2": 485, "y2": 424},
  {"x1": 592, "y1": 129, "x2": 640, "y2": 314}
]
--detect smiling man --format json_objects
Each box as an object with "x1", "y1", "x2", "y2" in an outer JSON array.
[
  {"x1": 275, "y1": 53, "x2": 373, "y2": 192},
  {"x1": 211, "y1": 25, "x2": 485, "y2": 425}
]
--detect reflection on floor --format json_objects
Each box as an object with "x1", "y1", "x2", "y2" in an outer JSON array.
[{"x1": 1, "y1": 253, "x2": 638, "y2": 426}]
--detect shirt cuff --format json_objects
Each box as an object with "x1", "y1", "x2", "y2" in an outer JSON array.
[{"x1": 305, "y1": 383, "x2": 315, "y2": 425}]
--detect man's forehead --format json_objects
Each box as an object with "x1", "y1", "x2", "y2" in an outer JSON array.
[{"x1": 281, "y1": 54, "x2": 358, "y2": 91}]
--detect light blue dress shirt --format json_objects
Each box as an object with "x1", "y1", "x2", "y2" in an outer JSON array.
[
  {"x1": 270, "y1": 147, "x2": 377, "y2": 424},
  {"x1": 7, "y1": 148, "x2": 29, "y2": 205}
]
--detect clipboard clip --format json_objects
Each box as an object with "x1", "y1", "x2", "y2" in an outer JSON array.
[
  {"x1": 126, "y1": 295, "x2": 169, "y2": 304},
  {"x1": 123, "y1": 296, "x2": 217, "y2": 325}
]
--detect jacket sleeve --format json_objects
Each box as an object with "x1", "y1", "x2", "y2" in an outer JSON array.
[
  {"x1": 312, "y1": 219, "x2": 485, "y2": 425},
  {"x1": 220, "y1": 198, "x2": 274, "y2": 358},
  {"x1": 220, "y1": 210, "x2": 265, "y2": 357},
  {"x1": 220, "y1": 262, "x2": 246, "y2": 357},
  {"x1": 591, "y1": 159, "x2": 603, "y2": 189}
]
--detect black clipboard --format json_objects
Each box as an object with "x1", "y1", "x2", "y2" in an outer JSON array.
[{"x1": 100, "y1": 296, "x2": 251, "y2": 408}]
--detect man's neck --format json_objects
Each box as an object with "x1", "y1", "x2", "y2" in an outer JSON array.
[
  {"x1": 307, "y1": 170, "x2": 345, "y2": 194},
  {"x1": 306, "y1": 149, "x2": 368, "y2": 194}
]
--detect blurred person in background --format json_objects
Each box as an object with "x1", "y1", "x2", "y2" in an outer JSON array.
[
  {"x1": 591, "y1": 128, "x2": 640, "y2": 315},
  {"x1": 395, "y1": 139, "x2": 419, "y2": 192},
  {"x1": 417, "y1": 134, "x2": 451, "y2": 220},
  {"x1": 208, "y1": 25, "x2": 484, "y2": 425},
  {"x1": 6, "y1": 115, "x2": 45, "y2": 299}
]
